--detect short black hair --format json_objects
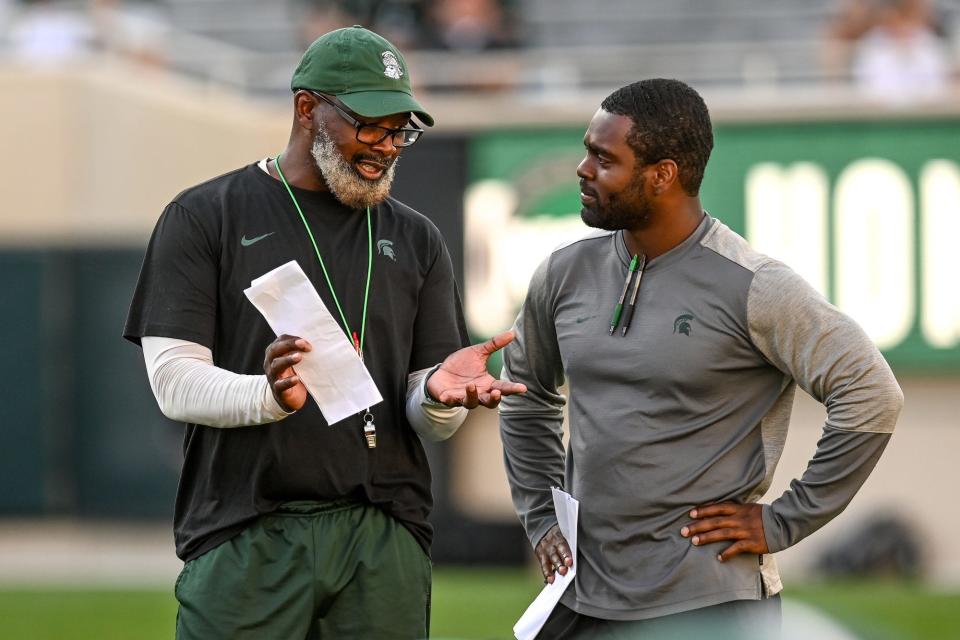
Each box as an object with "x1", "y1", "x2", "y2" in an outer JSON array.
[{"x1": 600, "y1": 79, "x2": 714, "y2": 196}]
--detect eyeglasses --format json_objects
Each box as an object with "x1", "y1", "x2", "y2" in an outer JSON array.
[{"x1": 309, "y1": 91, "x2": 423, "y2": 148}]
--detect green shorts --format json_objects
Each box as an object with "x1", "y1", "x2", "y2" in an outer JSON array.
[{"x1": 174, "y1": 500, "x2": 432, "y2": 640}]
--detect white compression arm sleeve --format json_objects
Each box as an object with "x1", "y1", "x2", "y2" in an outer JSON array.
[
  {"x1": 143, "y1": 336, "x2": 466, "y2": 434},
  {"x1": 141, "y1": 336, "x2": 291, "y2": 427},
  {"x1": 406, "y1": 366, "x2": 468, "y2": 441}
]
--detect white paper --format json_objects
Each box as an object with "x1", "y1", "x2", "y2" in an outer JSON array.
[
  {"x1": 243, "y1": 260, "x2": 383, "y2": 425},
  {"x1": 514, "y1": 488, "x2": 580, "y2": 640}
]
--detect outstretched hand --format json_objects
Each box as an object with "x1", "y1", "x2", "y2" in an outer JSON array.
[
  {"x1": 680, "y1": 502, "x2": 769, "y2": 562},
  {"x1": 426, "y1": 331, "x2": 527, "y2": 409}
]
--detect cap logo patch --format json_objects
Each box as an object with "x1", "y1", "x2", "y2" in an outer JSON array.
[{"x1": 381, "y1": 51, "x2": 403, "y2": 80}]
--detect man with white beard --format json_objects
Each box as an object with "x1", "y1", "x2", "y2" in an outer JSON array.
[{"x1": 124, "y1": 26, "x2": 524, "y2": 640}]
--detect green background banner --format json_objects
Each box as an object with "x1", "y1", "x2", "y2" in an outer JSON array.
[{"x1": 468, "y1": 119, "x2": 960, "y2": 370}]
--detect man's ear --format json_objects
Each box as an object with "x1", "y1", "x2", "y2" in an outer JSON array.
[
  {"x1": 652, "y1": 159, "x2": 679, "y2": 195},
  {"x1": 294, "y1": 91, "x2": 318, "y2": 130}
]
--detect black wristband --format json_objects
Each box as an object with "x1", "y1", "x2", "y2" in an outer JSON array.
[{"x1": 423, "y1": 364, "x2": 443, "y2": 403}]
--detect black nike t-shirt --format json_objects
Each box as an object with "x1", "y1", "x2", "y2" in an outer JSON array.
[{"x1": 124, "y1": 162, "x2": 469, "y2": 561}]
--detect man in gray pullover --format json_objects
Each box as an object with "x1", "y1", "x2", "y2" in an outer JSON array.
[{"x1": 499, "y1": 79, "x2": 903, "y2": 638}]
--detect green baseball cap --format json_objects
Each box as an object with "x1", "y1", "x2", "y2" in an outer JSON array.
[{"x1": 291, "y1": 26, "x2": 434, "y2": 127}]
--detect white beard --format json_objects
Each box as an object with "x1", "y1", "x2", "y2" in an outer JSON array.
[{"x1": 311, "y1": 123, "x2": 398, "y2": 209}]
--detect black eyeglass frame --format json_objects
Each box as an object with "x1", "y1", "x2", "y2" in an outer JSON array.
[{"x1": 306, "y1": 90, "x2": 424, "y2": 148}]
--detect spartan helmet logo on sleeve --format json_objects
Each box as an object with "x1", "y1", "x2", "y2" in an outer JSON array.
[{"x1": 381, "y1": 51, "x2": 403, "y2": 80}]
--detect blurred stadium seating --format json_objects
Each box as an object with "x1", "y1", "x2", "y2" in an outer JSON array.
[{"x1": 4, "y1": 0, "x2": 958, "y2": 95}]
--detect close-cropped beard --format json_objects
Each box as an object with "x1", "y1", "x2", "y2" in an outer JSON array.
[
  {"x1": 311, "y1": 122, "x2": 398, "y2": 209},
  {"x1": 580, "y1": 173, "x2": 652, "y2": 231}
]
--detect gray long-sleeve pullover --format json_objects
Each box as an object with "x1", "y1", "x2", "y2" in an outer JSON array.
[{"x1": 499, "y1": 215, "x2": 903, "y2": 621}]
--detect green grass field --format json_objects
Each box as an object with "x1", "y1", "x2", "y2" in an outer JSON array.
[{"x1": 0, "y1": 569, "x2": 956, "y2": 639}]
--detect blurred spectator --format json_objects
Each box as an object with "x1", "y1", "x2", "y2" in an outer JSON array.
[
  {"x1": 826, "y1": 0, "x2": 952, "y2": 102},
  {"x1": 90, "y1": 0, "x2": 171, "y2": 69},
  {"x1": 7, "y1": 0, "x2": 94, "y2": 64},
  {"x1": 297, "y1": 1, "x2": 359, "y2": 48},
  {"x1": 424, "y1": 0, "x2": 515, "y2": 51},
  {"x1": 297, "y1": 1, "x2": 425, "y2": 50},
  {"x1": 852, "y1": 0, "x2": 951, "y2": 99},
  {"x1": 0, "y1": 0, "x2": 13, "y2": 34},
  {"x1": 816, "y1": 512, "x2": 925, "y2": 579}
]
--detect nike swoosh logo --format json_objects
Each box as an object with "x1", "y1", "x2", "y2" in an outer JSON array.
[
  {"x1": 575, "y1": 315, "x2": 598, "y2": 324},
  {"x1": 241, "y1": 232, "x2": 275, "y2": 247}
]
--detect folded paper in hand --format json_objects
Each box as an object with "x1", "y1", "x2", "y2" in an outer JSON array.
[
  {"x1": 243, "y1": 260, "x2": 382, "y2": 425},
  {"x1": 513, "y1": 488, "x2": 579, "y2": 640}
]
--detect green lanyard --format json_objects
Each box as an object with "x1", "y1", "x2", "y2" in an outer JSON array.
[{"x1": 274, "y1": 153, "x2": 372, "y2": 355}]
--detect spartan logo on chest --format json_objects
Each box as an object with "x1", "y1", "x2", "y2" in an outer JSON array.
[
  {"x1": 673, "y1": 313, "x2": 694, "y2": 336},
  {"x1": 377, "y1": 239, "x2": 397, "y2": 261}
]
